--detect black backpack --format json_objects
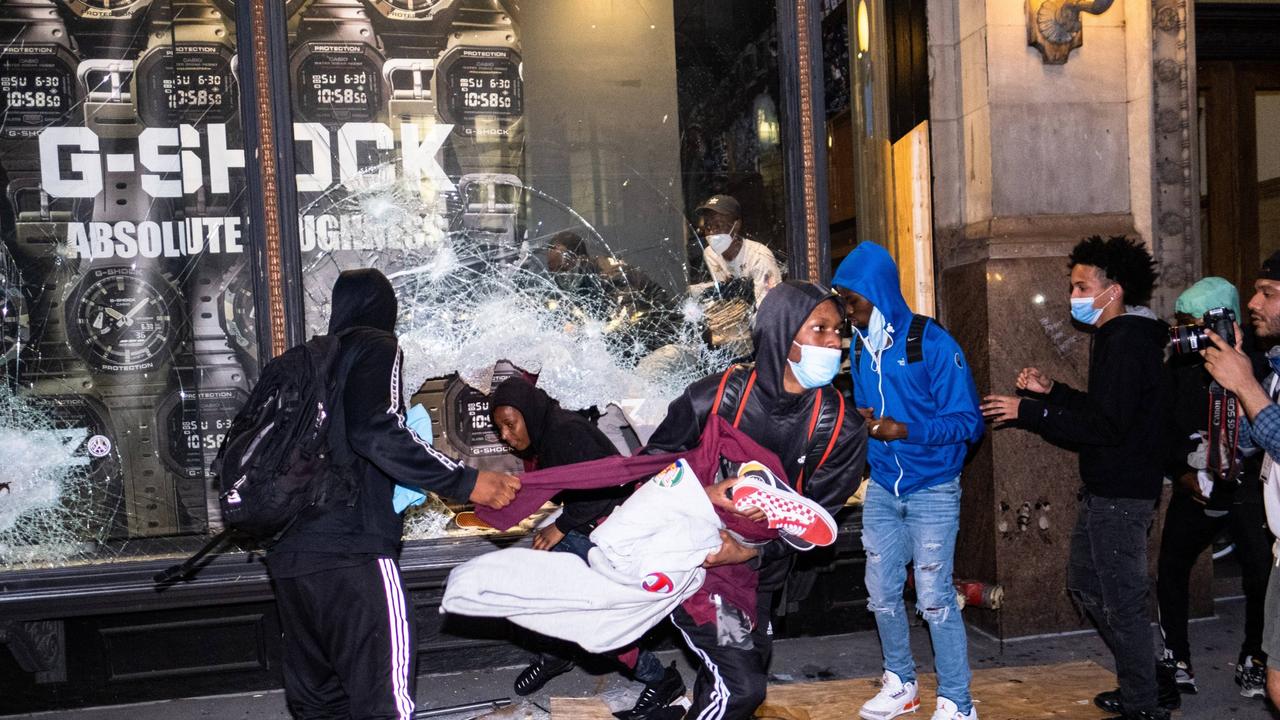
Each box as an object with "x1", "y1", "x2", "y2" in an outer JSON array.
[
  {"x1": 710, "y1": 364, "x2": 846, "y2": 493},
  {"x1": 213, "y1": 333, "x2": 356, "y2": 542}
]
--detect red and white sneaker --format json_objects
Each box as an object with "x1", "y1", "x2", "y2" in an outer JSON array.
[
  {"x1": 859, "y1": 670, "x2": 920, "y2": 720},
  {"x1": 731, "y1": 461, "x2": 838, "y2": 547}
]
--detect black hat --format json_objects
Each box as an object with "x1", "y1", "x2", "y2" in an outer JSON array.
[
  {"x1": 1263, "y1": 251, "x2": 1280, "y2": 281},
  {"x1": 696, "y1": 194, "x2": 741, "y2": 219}
]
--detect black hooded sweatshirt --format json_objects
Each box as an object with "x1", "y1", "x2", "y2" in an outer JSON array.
[
  {"x1": 1016, "y1": 312, "x2": 1170, "y2": 500},
  {"x1": 643, "y1": 281, "x2": 868, "y2": 590},
  {"x1": 267, "y1": 269, "x2": 479, "y2": 578},
  {"x1": 490, "y1": 377, "x2": 628, "y2": 533}
]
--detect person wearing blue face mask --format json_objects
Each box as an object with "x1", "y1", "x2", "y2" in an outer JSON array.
[
  {"x1": 983, "y1": 236, "x2": 1175, "y2": 720},
  {"x1": 832, "y1": 242, "x2": 985, "y2": 720}
]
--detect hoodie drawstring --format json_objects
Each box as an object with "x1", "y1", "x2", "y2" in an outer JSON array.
[{"x1": 854, "y1": 326, "x2": 907, "y2": 496}]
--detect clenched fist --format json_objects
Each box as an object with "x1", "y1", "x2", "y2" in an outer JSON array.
[{"x1": 470, "y1": 471, "x2": 521, "y2": 509}]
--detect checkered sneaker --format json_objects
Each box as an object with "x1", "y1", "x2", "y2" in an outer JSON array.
[{"x1": 731, "y1": 461, "x2": 837, "y2": 547}]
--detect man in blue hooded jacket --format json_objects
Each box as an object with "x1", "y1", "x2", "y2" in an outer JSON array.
[{"x1": 832, "y1": 242, "x2": 985, "y2": 720}]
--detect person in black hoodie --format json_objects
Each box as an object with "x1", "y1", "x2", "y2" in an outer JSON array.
[
  {"x1": 641, "y1": 280, "x2": 868, "y2": 720},
  {"x1": 982, "y1": 236, "x2": 1174, "y2": 720},
  {"x1": 489, "y1": 377, "x2": 683, "y2": 718},
  {"x1": 267, "y1": 269, "x2": 520, "y2": 719}
]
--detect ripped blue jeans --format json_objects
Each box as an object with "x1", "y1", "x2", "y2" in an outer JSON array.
[{"x1": 862, "y1": 477, "x2": 971, "y2": 713}]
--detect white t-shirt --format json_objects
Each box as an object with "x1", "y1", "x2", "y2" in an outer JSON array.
[{"x1": 702, "y1": 238, "x2": 782, "y2": 306}]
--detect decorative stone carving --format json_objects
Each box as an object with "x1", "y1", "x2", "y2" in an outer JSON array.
[
  {"x1": 1149, "y1": 0, "x2": 1199, "y2": 312},
  {"x1": 1026, "y1": 0, "x2": 1117, "y2": 64}
]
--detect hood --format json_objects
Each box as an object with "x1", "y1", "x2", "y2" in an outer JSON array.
[
  {"x1": 491, "y1": 376, "x2": 557, "y2": 453},
  {"x1": 1101, "y1": 312, "x2": 1169, "y2": 346},
  {"x1": 329, "y1": 269, "x2": 398, "y2": 334},
  {"x1": 752, "y1": 280, "x2": 843, "y2": 401},
  {"x1": 831, "y1": 242, "x2": 913, "y2": 329}
]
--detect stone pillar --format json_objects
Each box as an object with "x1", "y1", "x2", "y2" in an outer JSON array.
[{"x1": 926, "y1": 0, "x2": 1207, "y2": 637}]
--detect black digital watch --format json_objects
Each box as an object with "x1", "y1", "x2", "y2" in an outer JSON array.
[
  {"x1": 133, "y1": 0, "x2": 238, "y2": 128},
  {"x1": 290, "y1": 0, "x2": 386, "y2": 126}
]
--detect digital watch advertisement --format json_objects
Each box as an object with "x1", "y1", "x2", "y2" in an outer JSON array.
[{"x1": 0, "y1": 0, "x2": 525, "y2": 540}]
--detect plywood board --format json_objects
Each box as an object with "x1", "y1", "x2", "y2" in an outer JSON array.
[{"x1": 550, "y1": 661, "x2": 1115, "y2": 720}]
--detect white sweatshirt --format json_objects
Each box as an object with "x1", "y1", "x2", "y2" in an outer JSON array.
[{"x1": 702, "y1": 238, "x2": 782, "y2": 307}]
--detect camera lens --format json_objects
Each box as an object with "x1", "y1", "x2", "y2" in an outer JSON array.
[{"x1": 1169, "y1": 325, "x2": 1211, "y2": 354}]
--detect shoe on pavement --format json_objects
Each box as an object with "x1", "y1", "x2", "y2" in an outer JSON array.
[
  {"x1": 1236, "y1": 655, "x2": 1267, "y2": 699},
  {"x1": 929, "y1": 697, "x2": 977, "y2": 720},
  {"x1": 858, "y1": 670, "x2": 920, "y2": 720},
  {"x1": 732, "y1": 461, "x2": 837, "y2": 547},
  {"x1": 614, "y1": 663, "x2": 686, "y2": 720},
  {"x1": 513, "y1": 656, "x2": 575, "y2": 696},
  {"x1": 1157, "y1": 656, "x2": 1197, "y2": 694},
  {"x1": 1094, "y1": 688, "x2": 1178, "y2": 715}
]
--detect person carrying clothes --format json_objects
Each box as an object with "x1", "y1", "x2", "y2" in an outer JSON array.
[
  {"x1": 1156, "y1": 277, "x2": 1273, "y2": 699},
  {"x1": 265, "y1": 269, "x2": 520, "y2": 719},
  {"x1": 489, "y1": 376, "x2": 683, "y2": 719},
  {"x1": 639, "y1": 280, "x2": 868, "y2": 720},
  {"x1": 983, "y1": 236, "x2": 1176, "y2": 720},
  {"x1": 831, "y1": 242, "x2": 985, "y2": 720}
]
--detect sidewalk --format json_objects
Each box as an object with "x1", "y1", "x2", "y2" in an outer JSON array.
[{"x1": 13, "y1": 595, "x2": 1275, "y2": 719}]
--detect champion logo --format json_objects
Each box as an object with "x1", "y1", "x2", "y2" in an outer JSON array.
[{"x1": 642, "y1": 572, "x2": 675, "y2": 594}]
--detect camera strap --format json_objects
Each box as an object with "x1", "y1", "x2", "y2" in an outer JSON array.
[{"x1": 1207, "y1": 381, "x2": 1241, "y2": 482}]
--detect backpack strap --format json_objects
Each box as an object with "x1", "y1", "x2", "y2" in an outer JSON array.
[
  {"x1": 906, "y1": 314, "x2": 929, "y2": 365},
  {"x1": 711, "y1": 365, "x2": 757, "y2": 429},
  {"x1": 796, "y1": 386, "x2": 846, "y2": 494}
]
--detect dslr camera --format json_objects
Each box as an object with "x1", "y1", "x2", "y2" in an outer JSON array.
[{"x1": 1169, "y1": 306, "x2": 1236, "y2": 354}]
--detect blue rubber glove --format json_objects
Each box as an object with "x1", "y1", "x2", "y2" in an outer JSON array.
[{"x1": 393, "y1": 404, "x2": 433, "y2": 513}]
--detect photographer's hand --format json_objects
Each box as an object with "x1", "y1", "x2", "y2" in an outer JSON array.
[{"x1": 1202, "y1": 325, "x2": 1273, "y2": 420}]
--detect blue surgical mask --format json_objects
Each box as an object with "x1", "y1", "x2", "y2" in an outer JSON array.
[
  {"x1": 1070, "y1": 290, "x2": 1116, "y2": 326},
  {"x1": 788, "y1": 341, "x2": 842, "y2": 388}
]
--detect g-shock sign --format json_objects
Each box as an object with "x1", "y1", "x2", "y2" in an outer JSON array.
[{"x1": 438, "y1": 47, "x2": 522, "y2": 132}]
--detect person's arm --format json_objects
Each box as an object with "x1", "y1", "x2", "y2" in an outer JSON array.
[
  {"x1": 897, "y1": 328, "x2": 984, "y2": 446},
  {"x1": 1201, "y1": 327, "x2": 1280, "y2": 455},
  {"x1": 1014, "y1": 341, "x2": 1151, "y2": 446},
  {"x1": 345, "y1": 336, "x2": 514, "y2": 506}
]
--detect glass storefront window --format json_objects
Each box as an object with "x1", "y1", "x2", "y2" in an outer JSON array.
[
  {"x1": 1, "y1": 0, "x2": 256, "y2": 566},
  {"x1": 2, "y1": 0, "x2": 795, "y2": 562}
]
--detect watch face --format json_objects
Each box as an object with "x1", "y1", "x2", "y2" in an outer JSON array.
[
  {"x1": 67, "y1": 266, "x2": 177, "y2": 372},
  {"x1": 437, "y1": 47, "x2": 522, "y2": 128},
  {"x1": 0, "y1": 49, "x2": 77, "y2": 137},
  {"x1": 136, "y1": 44, "x2": 237, "y2": 127},
  {"x1": 61, "y1": 0, "x2": 153, "y2": 20},
  {"x1": 366, "y1": 0, "x2": 452, "y2": 21},
  {"x1": 293, "y1": 44, "x2": 382, "y2": 124},
  {"x1": 221, "y1": 272, "x2": 257, "y2": 360},
  {"x1": 160, "y1": 387, "x2": 246, "y2": 479}
]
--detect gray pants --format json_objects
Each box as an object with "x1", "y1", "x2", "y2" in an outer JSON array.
[
  {"x1": 1068, "y1": 493, "x2": 1159, "y2": 713},
  {"x1": 1264, "y1": 555, "x2": 1280, "y2": 669}
]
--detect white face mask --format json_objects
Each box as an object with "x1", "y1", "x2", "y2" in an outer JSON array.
[{"x1": 705, "y1": 220, "x2": 738, "y2": 256}]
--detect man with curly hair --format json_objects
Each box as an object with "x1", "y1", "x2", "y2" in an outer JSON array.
[{"x1": 982, "y1": 236, "x2": 1176, "y2": 720}]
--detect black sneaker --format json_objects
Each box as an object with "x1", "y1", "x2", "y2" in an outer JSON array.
[
  {"x1": 1094, "y1": 687, "x2": 1179, "y2": 715},
  {"x1": 1155, "y1": 661, "x2": 1183, "y2": 710},
  {"x1": 513, "y1": 656, "x2": 575, "y2": 696},
  {"x1": 1157, "y1": 656, "x2": 1197, "y2": 694},
  {"x1": 613, "y1": 663, "x2": 686, "y2": 720},
  {"x1": 1236, "y1": 655, "x2": 1267, "y2": 699}
]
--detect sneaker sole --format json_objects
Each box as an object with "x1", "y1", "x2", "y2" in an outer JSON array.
[
  {"x1": 857, "y1": 698, "x2": 919, "y2": 720},
  {"x1": 731, "y1": 477, "x2": 837, "y2": 547}
]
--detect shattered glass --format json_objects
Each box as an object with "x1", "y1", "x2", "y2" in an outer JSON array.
[{"x1": 1, "y1": 0, "x2": 788, "y2": 566}]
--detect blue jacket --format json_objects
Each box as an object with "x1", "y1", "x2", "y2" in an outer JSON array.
[{"x1": 832, "y1": 242, "x2": 984, "y2": 495}]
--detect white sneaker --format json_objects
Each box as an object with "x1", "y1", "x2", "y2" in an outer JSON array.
[
  {"x1": 858, "y1": 670, "x2": 920, "y2": 720},
  {"x1": 929, "y1": 697, "x2": 977, "y2": 720}
]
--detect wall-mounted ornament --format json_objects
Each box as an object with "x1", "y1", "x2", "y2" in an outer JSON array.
[{"x1": 1026, "y1": 0, "x2": 1116, "y2": 64}]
